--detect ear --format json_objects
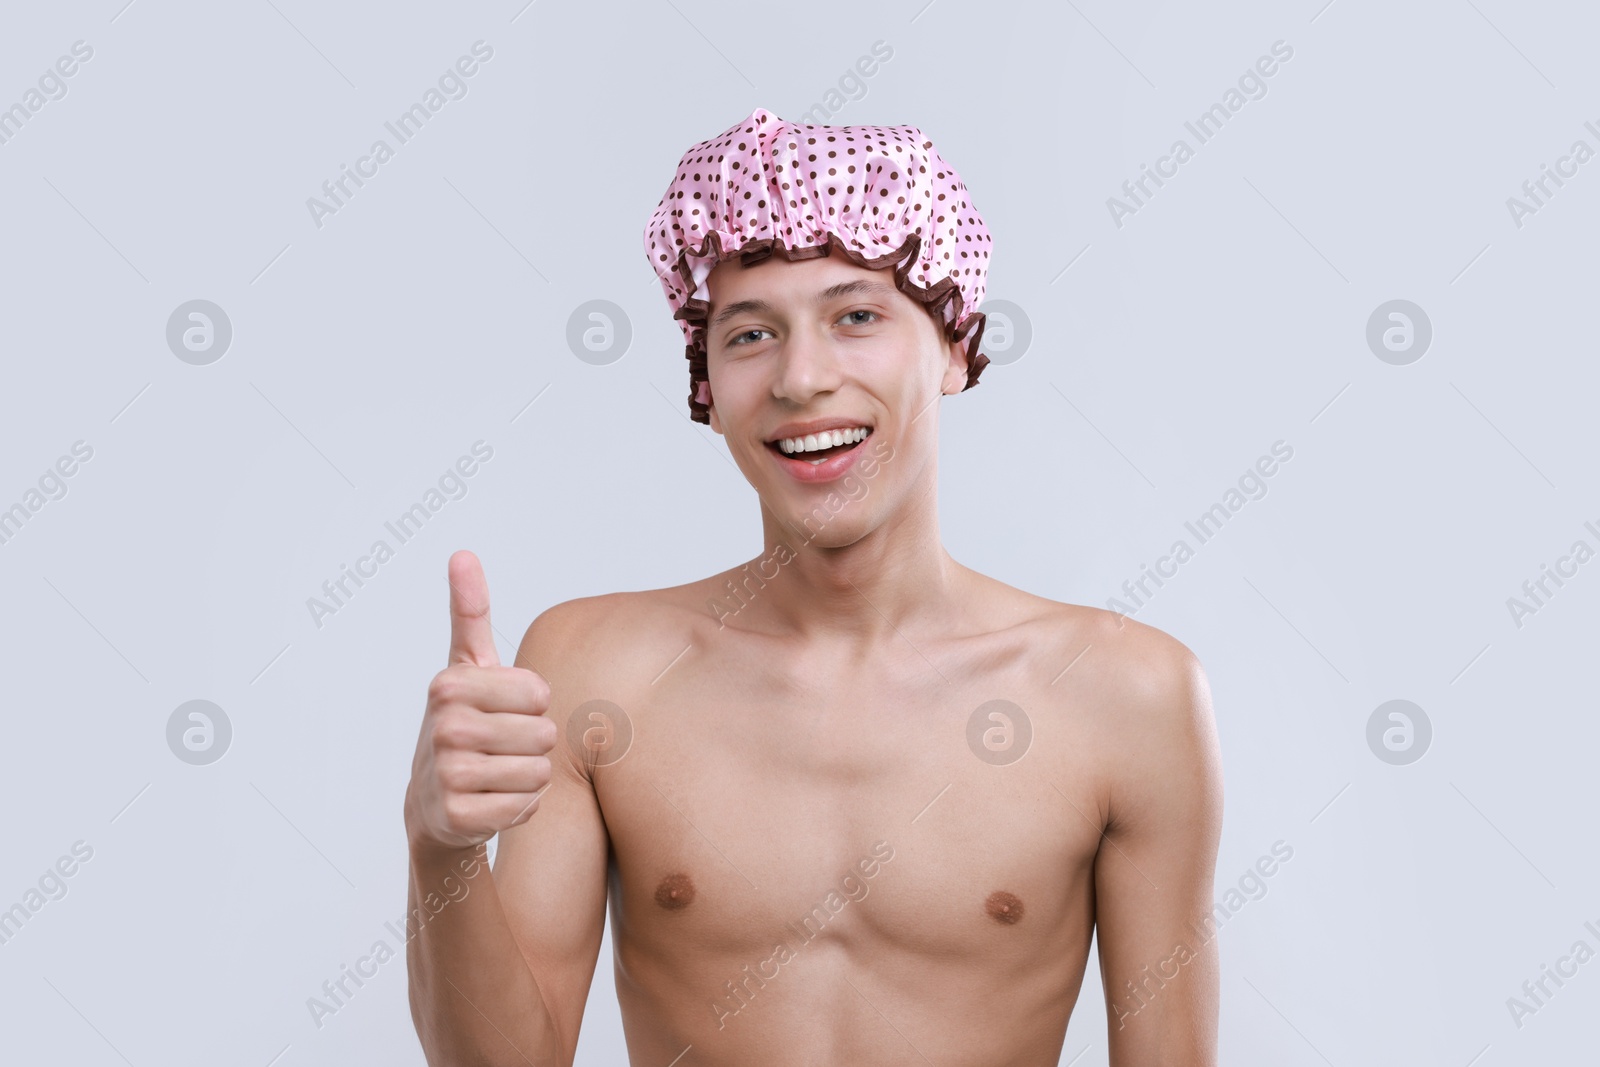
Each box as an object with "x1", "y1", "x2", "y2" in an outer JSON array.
[
  {"x1": 940, "y1": 332, "x2": 972, "y2": 396},
  {"x1": 702, "y1": 379, "x2": 721, "y2": 434}
]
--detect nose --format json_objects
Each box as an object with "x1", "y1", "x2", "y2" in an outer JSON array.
[{"x1": 772, "y1": 322, "x2": 843, "y2": 405}]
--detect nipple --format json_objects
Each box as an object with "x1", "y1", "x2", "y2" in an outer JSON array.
[
  {"x1": 654, "y1": 872, "x2": 696, "y2": 911},
  {"x1": 985, "y1": 890, "x2": 1024, "y2": 926}
]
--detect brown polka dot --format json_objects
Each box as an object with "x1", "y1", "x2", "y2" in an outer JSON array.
[
  {"x1": 985, "y1": 890, "x2": 1024, "y2": 926},
  {"x1": 654, "y1": 873, "x2": 695, "y2": 911}
]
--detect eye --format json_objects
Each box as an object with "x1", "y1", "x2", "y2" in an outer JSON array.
[
  {"x1": 840, "y1": 309, "x2": 880, "y2": 326},
  {"x1": 729, "y1": 328, "x2": 771, "y2": 346}
]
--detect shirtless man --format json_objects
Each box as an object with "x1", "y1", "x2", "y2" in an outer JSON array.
[{"x1": 403, "y1": 108, "x2": 1223, "y2": 1066}]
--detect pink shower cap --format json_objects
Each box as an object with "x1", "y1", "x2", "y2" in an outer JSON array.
[{"x1": 643, "y1": 107, "x2": 994, "y2": 424}]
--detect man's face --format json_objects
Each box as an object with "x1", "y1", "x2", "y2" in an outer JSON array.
[{"x1": 703, "y1": 254, "x2": 972, "y2": 546}]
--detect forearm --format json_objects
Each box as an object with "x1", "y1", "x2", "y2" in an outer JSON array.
[{"x1": 406, "y1": 838, "x2": 566, "y2": 1066}]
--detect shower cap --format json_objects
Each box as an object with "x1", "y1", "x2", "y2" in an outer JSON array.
[{"x1": 643, "y1": 107, "x2": 994, "y2": 423}]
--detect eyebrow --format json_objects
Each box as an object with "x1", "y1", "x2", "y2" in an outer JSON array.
[{"x1": 708, "y1": 279, "x2": 897, "y2": 331}]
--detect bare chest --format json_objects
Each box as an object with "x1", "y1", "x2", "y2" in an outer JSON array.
[{"x1": 592, "y1": 661, "x2": 1106, "y2": 970}]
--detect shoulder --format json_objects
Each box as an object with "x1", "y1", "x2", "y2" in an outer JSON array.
[
  {"x1": 1019, "y1": 595, "x2": 1218, "y2": 794},
  {"x1": 1048, "y1": 605, "x2": 1221, "y2": 829},
  {"x1": 510, "y1": 586, "x2": 699, "y2": 779},
  {"x1": 1082, "y1": 608, "x2": 1210, "y2": 731},
  {"x1": 981, "y1": 573, "x2": 1206, "y2": 710},
  {"x1": 1016, "y1": 591, "x2": 1209, "y2": 718},
  {"x1": 512, "y1": 581, "x2": 717, "y2": 698},
  {"x1": 516, "y1": 589, "x2": 657, "y2": 677},
  {"x1": 515, "y1": 589, "x2": 635, "y2": 661}
]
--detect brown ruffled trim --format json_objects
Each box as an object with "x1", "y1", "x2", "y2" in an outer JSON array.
[{"x1": 666, "y1": 230, "x2": 991, "y2": 424}]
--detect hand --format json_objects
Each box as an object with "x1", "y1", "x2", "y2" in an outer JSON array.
[{"x1": 405, "y1": 549, "x2": 555, "y2": 852}]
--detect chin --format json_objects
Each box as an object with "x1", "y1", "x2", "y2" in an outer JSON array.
[{"x1": 782, "y1": 509, "x2": 872, "y2": 550}]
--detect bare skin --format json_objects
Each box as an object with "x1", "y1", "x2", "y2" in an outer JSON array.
[{"x1": 404, "y1": 253, "x2": 1224, "y2": 1066}]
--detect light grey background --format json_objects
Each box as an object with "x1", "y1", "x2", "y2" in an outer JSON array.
[{"x1": 2, "y1": 0, "x2": 1595, "y2": 1064}]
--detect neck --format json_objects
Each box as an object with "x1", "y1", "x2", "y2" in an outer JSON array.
[{"x1": 737, "y1": 463, "x2": 965, "y2": 649}]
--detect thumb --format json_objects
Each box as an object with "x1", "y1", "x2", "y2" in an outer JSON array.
[{"x1": 446, "y1": 549, "x2": 500, "y2": 667}]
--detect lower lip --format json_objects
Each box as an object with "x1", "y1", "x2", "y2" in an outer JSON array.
[{"x1": 767, "y1": 434, "x2": 872, "y2": 483}]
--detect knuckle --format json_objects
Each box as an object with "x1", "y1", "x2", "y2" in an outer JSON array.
[
  {"x1": 427, "y1": 669, "x2": 462, "y2": 706},
  {"x1": 431, "y1": 711, "x2": 476, "y2": 751},
  {"x1": 434, "y1": 755, "x2": 473, "y2": 792},
  {"x1": 507, "y1": 666, "x2": 550, "y2": 710},
  {"x1": 441, "y1": 793, "x2": 473, "y2": 830}
]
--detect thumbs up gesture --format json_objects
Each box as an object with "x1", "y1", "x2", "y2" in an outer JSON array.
[{"x1": 404, "y1": 550, "x2": 556, "y2": 852}]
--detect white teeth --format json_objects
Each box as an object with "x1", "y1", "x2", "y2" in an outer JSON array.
[{"x1": 776, "y1": 426, "x2": 871, "y2": 455}]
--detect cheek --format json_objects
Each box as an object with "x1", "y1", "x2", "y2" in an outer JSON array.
[
  {"x1": 879, "y1": 337, "x2": 943, "y2": 400},
  {"x1": 707, "y1": 354, "x2": 767, "y2": 412},
  {"x1": 705, "y1": 360, "x2": 769, "y2": 448}
]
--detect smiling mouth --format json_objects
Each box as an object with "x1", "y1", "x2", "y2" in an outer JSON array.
[{"x1": 766, "y1": 427, "x2": 873, "y2": 465}]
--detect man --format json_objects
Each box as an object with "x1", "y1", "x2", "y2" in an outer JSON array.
[{"x1": 404, "y1": 107, "x2": 1223, "y2": 1066}]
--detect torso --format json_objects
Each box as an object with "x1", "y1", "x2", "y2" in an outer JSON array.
[{"x1": 574, "y1": 567, "x2": 1129, "y2": 1066}]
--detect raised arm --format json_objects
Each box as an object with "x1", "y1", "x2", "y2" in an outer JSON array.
[
  {"x1": 404, "y1": 550, "x2": 610, "y2": 1067},
  {"x1": 1094, "y1": 629, "x2": 1225, "y2": 1067}
]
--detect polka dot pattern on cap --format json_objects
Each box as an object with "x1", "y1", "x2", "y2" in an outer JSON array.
[{"x1": 643, "y1": 107, "x2": 994, "y2": 424}]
